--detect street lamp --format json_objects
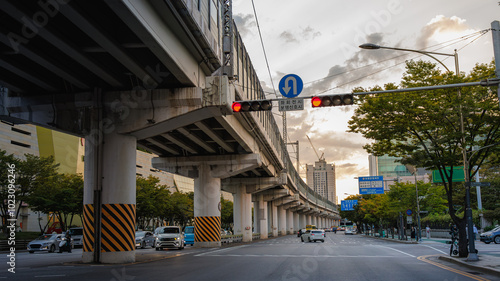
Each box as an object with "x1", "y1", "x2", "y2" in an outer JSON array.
[{"x1": 360, "y1": 43, "x2": 478, "y2": 261}]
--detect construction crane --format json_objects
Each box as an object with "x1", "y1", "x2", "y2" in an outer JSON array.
[{"x1": 306, "y1": 135, "x2": 325, "y2": 161}]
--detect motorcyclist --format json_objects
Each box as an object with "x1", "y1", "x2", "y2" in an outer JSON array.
[
  {"x1": 449, "y1": 224, "x2": 458, "y2": 242},
  {"x1": 65, "y1": 230, "x2": 72, "y2": 253},
  {"x1": 59, "y1": 230, "x2": 72, "y2": 253}
]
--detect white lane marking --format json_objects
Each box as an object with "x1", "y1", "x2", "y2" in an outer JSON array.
[
  {"x1": 375, "y1": 245, "x2": 416, "y2": 257},
  {"x1": 424, "y1": 245, "x2": 447, "y2": 254},
  {"x1": 199, "y1": 254, "x2": 401, "y2": 258},
  {"x1": 194, "y1": 245, "x2": 249, "y2": 256}
]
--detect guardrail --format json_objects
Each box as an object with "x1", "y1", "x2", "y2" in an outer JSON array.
[{"x1": 221, "y1": 234, "x2": 243, "y2": 244}]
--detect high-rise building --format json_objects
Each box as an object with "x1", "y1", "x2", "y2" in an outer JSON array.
[
  {"x1": 306, "y1": 159, "x2": 336, "y2": 203},
  {"x1": 369, "y1": 154, "x2": 430, "y2": 191}
]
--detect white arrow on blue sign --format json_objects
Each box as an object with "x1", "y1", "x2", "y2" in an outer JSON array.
[{"x1": 279, "y1": 74, "x2": 303, "y2": 98}]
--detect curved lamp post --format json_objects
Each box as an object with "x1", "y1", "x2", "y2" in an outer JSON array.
[{"x1": 359, "y1": 43, "x2": 478, "y2": 261}]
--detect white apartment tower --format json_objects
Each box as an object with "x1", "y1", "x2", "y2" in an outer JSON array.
[{"x1": 306, "y1": 159, "x2": 336, "y2": 203}]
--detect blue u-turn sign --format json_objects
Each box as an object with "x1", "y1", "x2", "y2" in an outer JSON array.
[{"x1": 279, "y1": 74, "x2": 303, "y2": 98}]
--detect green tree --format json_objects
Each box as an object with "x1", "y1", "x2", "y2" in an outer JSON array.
[
  {"x1": 26, "y1": 173, "x2": 83, "y2": 232},
  {"x1": 136, "y1": 175, "x2": 171, "y2": 230},
  {"x1": 348, "y1": 60, "x2": 500, "y2": 256},
  {"x1": 220, "y1": 196, "x2": 233, "y2": 231}
]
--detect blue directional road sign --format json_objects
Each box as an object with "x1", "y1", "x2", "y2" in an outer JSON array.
[
  {"x1": 341, "y1": 200, "x2": 358, "y2": 211},
  {"x1": 279, "y1": 74, "x2": 303, "y2": 98},
  {"x1": 358, "y1": 176, "x2": 384, "y2": 194}
]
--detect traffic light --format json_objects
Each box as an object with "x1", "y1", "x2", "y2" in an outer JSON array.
[
  {"x1": 232, "y1": 100, "x2": 272, "y2": 112},
  {"x1": 311, "y1": 94, "x2": 354, "y2": 107}
]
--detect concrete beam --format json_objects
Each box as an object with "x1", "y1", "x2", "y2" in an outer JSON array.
[
  {"x1": 260, "y1": 189, "x2": 289, "y2": 202},
  {"x1": 222, "y1": 173, "x2": 286, "y2": 194},
  {"x1": 152, "y1": 154, "x2": 261, "y2": 179},
  {"x1": 289, "y1": 204, "x2": 307, "y2": 213},
  {"x1": 283, "y1": 202, "x2": 300, "y2": 212},
  {"x1": 273, "y1": 194, "x2": 299, "y2": 207}
]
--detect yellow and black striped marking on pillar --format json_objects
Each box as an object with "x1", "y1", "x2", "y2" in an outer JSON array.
[
  {"x1": 83, "y1": 204, "x2": 94, "y2": 252},
  {"x1": 194, "y1": 216, "x2": 221, "y2": 242},
  {"x1": 101, "y1": 204, "x2": 136, "y2": 252}
]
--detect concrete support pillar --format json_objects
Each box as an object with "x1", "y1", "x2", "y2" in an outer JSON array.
[
  {"x1": 293, "y1": 212, "x2": 299, "y2": 232},
  {"x1": 286, "y1": 209, "x2": 294, "y2": 235},
  {"x1": 255, "y1": 195, "x2": 268, "y2": 239},
  {"x1": 306, "y1": 215, "x2": 311, "y2": 226},
  {"x1": 278, "y1": 205, "x2": 286, "y2": 235},
  {"x1": 83, "y1": 133, "x2": 136, "y2": 264},
  {"x1": 271, "y1": 202, "x2": 278, "y2": 237},
  {"x1": 194, "y1": 164, "x2": 221, "y2": 247},
  {"x1": 253, "y1": 201, "x2": 259, "y2": 234},
  {"x1": 233, "y1": 186, "x2": 252, "y2": 242},
  {"x1": 299, "y1": 214, "x2": 306, "y2": 229}
]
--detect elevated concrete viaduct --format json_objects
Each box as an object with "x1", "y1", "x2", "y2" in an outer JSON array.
[{"x1": 0, "y1": 0, "x2": 340, "y2": 263}]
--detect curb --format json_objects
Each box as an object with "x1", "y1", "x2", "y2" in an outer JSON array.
[{"x1": 438, "y1": 255, "x2": 500, "y2": 278}]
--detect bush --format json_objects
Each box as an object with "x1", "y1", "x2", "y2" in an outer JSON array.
[{"x1": 483, "y1": 225, "x2": 499, "y2": 232}]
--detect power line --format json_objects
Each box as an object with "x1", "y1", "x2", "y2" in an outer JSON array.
[{"x1": 251, "y1": 0, "x2": 276, "y2": 97}]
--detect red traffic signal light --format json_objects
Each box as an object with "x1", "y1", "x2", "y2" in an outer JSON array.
[
  {"x1": 232, "y1": 100, "x2": 272, "y2": 112},
  {"x1": 311, "y1": 94, "x2": 354, "y2": 107}
]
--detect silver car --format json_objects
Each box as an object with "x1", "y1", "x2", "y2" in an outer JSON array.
[
  {"x1": 135, "y1": 231, "x2": 156, "y2": 249},
  {"x1": 27, "y1": 234, "x2": 60, "y2": 253},
  {"x1": 154, "y1": 226, "x2": 184, "y2": 250}
]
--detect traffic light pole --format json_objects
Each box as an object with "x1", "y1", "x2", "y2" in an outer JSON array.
[{"x1": 232, "y1": 80, "x2": 499, "y2": 107}]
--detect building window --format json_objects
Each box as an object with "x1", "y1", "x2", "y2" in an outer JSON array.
[
  {"x1": 136, "y1": 165, "x2": 143, "y2": 168},
  {"x1": 11, "y1": 127, "x2": 31, "y2": 135},
  {"x1": 11, "y1": 140, "x2": 30, "y2": 148}
]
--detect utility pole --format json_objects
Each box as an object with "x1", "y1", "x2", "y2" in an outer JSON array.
[{"x1": 492, "y1": 21, "x2": 500, "y2": 106}]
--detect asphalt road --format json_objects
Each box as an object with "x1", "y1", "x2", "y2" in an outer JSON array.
[{"x1": 1, "y1": 233, "x2": 499, "y2": 281}]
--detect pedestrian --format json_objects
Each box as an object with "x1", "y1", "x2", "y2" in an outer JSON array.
[
  {"x1": 426, "y1": 225, "x2": 431, "y2": 239},
  {"x1": 473, "y1": 224, "x2": 478, "y2": 241},
  {"x1": 410, "y1": 226, "x2": 416, "y2": 241}
]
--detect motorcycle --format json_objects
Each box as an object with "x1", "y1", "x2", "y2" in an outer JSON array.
[{"x1": 58, "y1": 236, "x2": 72, "y2": 253}]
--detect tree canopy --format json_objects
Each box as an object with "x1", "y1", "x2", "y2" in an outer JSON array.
[{"x1": 348, "y1": 60, "x2": 499, "y2": 256}]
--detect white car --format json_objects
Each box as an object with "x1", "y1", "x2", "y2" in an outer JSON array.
[
  {"x1": 301, "y1": 230, "x2": 325, "y2": 243},
  {"x1": 154, "y1": 226, "x2": 184, "y2": 250}
]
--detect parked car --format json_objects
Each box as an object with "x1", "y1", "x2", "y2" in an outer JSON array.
[
  {"x1": 480, "y1": 226, "x2": 500, "y2": 244},
  {"x1": 301, "y1": 230, "x2": 325, "y2": 243},
  {"x1": 154, "y1": 226, "x2": 184, "y2": 250},
  {"x1": 68, "y1": 227, "x2": 83, "y2": 248},
  {"x1": 297, "y1": 228, "x2": 306, "y2": 237},
  {"x1": 27, "y1": 234, "x2": 60, "y2": 253},
  {"x1": 184, "y1": 226, "x2": 194, "y2": 246},
  {"x1": 135, "y1": 231, "x2": 156, "y2": 249}
]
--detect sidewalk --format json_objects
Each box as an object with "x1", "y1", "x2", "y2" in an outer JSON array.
[
  {"x1": 360, "y1": 234, "x2": 500, "y2": 278},
  {"x1": 439, "y1": 254, "x2": 500, "y2": 278}
]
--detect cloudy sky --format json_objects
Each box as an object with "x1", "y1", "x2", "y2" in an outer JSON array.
[{"x1": 231, "y1": 0, "x2": 499, "y2": 202}]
